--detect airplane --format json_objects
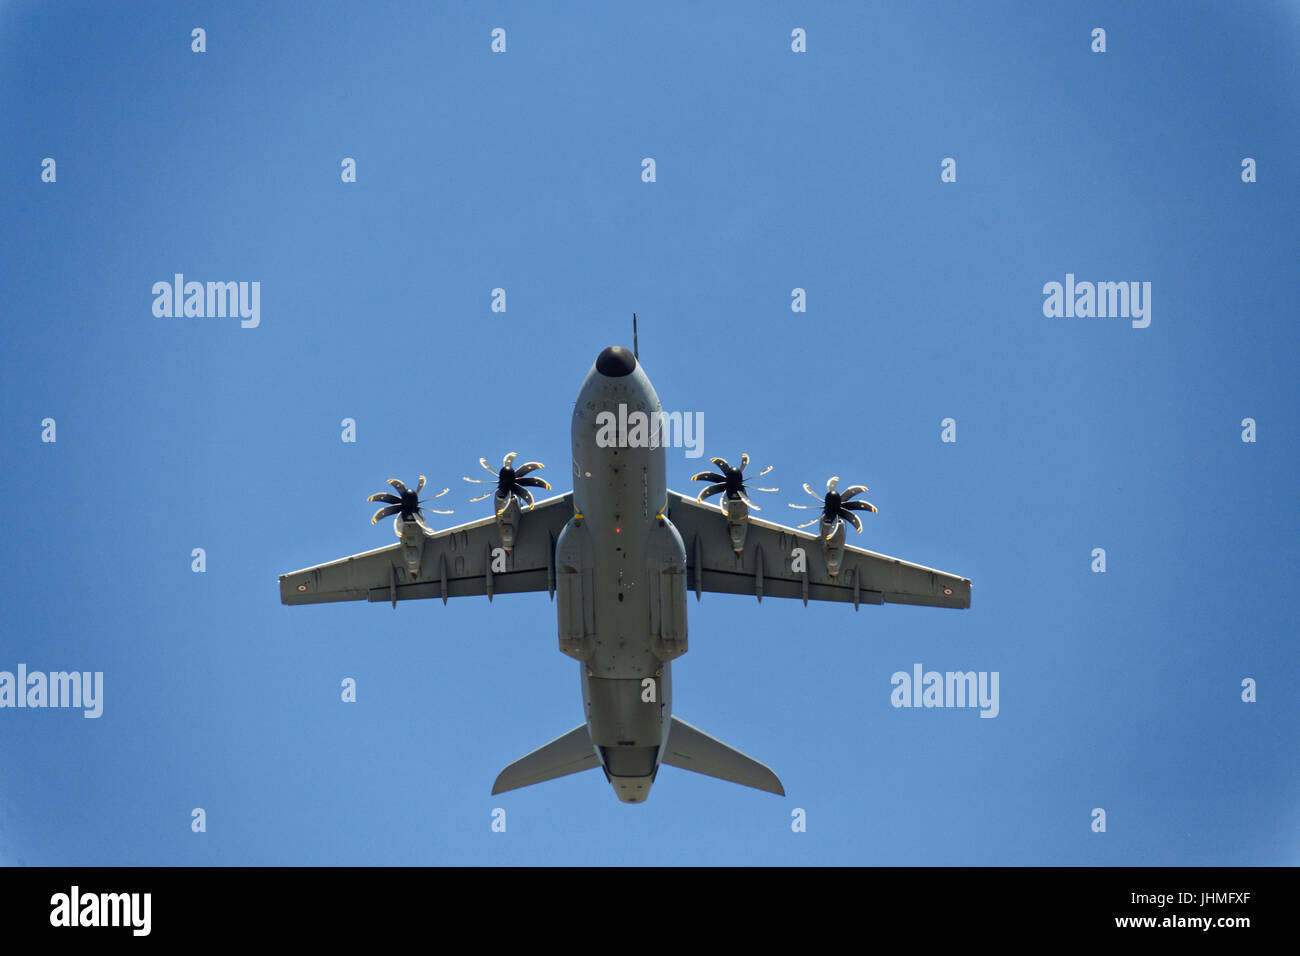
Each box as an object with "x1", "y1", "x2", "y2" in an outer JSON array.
[{"x1": 279, "y1": 341, "x2": 971, "y2": 803}]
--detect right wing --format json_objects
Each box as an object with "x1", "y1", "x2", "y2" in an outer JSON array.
[{"x1": 279, "y1": 492, "x2": 573, "y2": 606}]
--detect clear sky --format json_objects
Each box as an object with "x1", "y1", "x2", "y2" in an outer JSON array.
[{"x1": 1, "y1": 1, "x2": 1296, "y2": 865}]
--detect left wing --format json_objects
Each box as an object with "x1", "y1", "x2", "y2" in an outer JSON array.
[
  {"x1": 280, "y1": 492, "x2": 573, "y2": 606},
  {"x1": 664, "y1": 490, "x2": 970, "y2": 609}
]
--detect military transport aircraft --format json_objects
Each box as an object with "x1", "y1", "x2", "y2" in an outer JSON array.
[{"x1": 279, "y1": 344, "x2": 971, "y2": 803}]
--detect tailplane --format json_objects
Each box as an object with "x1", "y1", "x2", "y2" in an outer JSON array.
[
  {"x1": 662, "y1": 716, "x2": 785, "y2": 795},
  {"x1": 491, "y1": 724, "x2": 600, "y2": 795}
]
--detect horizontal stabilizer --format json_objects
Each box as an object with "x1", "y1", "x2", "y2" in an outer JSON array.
[
  {"x1": 662, "y1": 717, "x2": 784, "y2": 795},
  {"x1": 492, "y1": 724, "x2": 600, "y2": 795}
]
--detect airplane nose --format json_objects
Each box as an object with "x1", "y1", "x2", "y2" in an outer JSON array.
[{"x1": 595, "y1": 345, "x2": 637, "y2": 377}]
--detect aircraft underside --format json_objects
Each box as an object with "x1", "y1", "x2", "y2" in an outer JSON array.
[{"x1": 279, "y1": 343, "x2": 970, "y2": 803}]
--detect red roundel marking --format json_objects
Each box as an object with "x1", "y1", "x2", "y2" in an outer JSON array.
[
  {"x1": 297, "y1": 583, "x2": 307, "y2": 592},
  {"x1": 943, "y1": 587, "x2": 953, "y2": 595}
]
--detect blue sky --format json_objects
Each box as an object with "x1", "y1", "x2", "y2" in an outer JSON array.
[{"x1": 1, "y1": 1, "x2": 1296, "y2": 865}]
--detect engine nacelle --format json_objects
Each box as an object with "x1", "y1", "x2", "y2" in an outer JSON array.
[
  {"x1": 496, "y1": 492, "x2": 522, "y2": 552},
  {"x1": 820, "y1": 516, "x2": 847, "y2": 578},
  {"x1": 393, "y1": 516, "x2": 427, "y2": 578},
  {"x1": 720, "y1": 494, "x2": 749, "y2": 554}
]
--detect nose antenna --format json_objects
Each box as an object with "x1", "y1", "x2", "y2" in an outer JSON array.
[{"x1": 633, "y1": 313, "x2": 638, "y2": 359}]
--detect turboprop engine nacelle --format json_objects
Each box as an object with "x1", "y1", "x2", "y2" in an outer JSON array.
[
  {"x1": 496, "y1": 492, "x2": 522, "y2": 553},
  {"x1": 820, "y1": 516, "x2": 847, "y2": 578},
  {"x1": 720, "y1": 494, "x2": 750, "y2": 554},
  {"x1": 394, "y1": 517, "x2": 427, "y2": 578}
]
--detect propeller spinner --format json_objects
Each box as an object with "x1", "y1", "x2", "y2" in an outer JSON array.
[{"x1": 788, "y1": 476, "x2": 877, "y2": 531}]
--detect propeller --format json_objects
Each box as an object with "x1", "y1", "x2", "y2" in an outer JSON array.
[
  {"x1": 367, "y1": 475, "x2": 452, "y2": 533},
  {"x1": 691, "y1": 453, "x2": 777, "y2": 511},
  {"x1": 787, "y1": 476, "x2": 877, "y2": 531},
  {"x1": 463, "y1": 452, "x2": 551, "y2": 512}
]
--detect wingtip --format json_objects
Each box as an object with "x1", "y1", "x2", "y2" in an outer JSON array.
[{"x1": 761, "y1": 769, "x2": 786, "y2": 796}]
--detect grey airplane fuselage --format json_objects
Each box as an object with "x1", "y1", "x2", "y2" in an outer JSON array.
[{"x1": 556, "y1": 347, "x2": 688, "y2": 803}]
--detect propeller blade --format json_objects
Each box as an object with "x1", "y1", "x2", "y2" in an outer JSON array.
[
  {"x1": 514, "y1": 461, "x2": 545, "y2": 478},
  {"x1": 803, "y1": 483, "x2": 823, "y2": 501},
  {"x1": 425, "y1": 487, "x2": 450, "y2": 499},
  {"x1": 515, "y1": 476, "x2": 550, "y2": 489},
  {"x1": 840, "y1": 485, "x2": 868, "y2": 501},
  {"x1": 500, "y1": 489, "x2": 533, "y2": 513},
  {"x1": 739, "y1": 493, "x2": 760, "y2": 511},
  {"x1": 370, "y1": 504, "x2": 404, "y2": 525},
  {"x1": 416, "y1": 475, "x2": 426, "y2": 495},
  {"x1": 469, "y1": 492, "x2": 493, "y2": 503},
  {"x1": 690, "y1": 471, "x2": 726, "y2": 483},
  {"x1": 840, "y1": 509, "x2": 863, "y2": 533},
  {"x1": 414, "y1": 513, "x2": 434, "y2": 534},
  {"x1": 788, "y1": 502, "x2": 814, "y2": 510},
  {"x1": 426, "y1": 507, "x2": 454, "y2": 515},
  {"x1": 463, "y1": 476, "x2": 487, "y2": 483},
  {"x1": 826, "y1": 476, "x2": 840, "y2": 494},
  {"x1": 842, "y1": 500, "x2": 877, "y2": 513},
  {"x1": 503, "y1": 451, "x2": 518, "y2": 469},
  {"x1": 367, "y1": 492, "x2": 402, "y2": 505},
  {"x1": 479, "y1": 457, "x2": 497, "y2": 476},
  {"x1": 751, "y1": 486, "x2": 778, "y2": 493},
  {"x1": 740, "y1": 452, "x2": 750, "y2": 472},
  {"x1": 756, "y1": 464, "x2": 773, "y2": 478},
  {"x1": 696, "y1": 482, "x2": 728, "y2": 502},
  {"x1": 388, "y1": 478, "x2": 410, "y2": 495},
  {"x1": 796, "y1": 517, "x2": 820, "y2": 529},
  {"x1": 709, "y1": 457, "x2": 731, "y2": 472}
]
